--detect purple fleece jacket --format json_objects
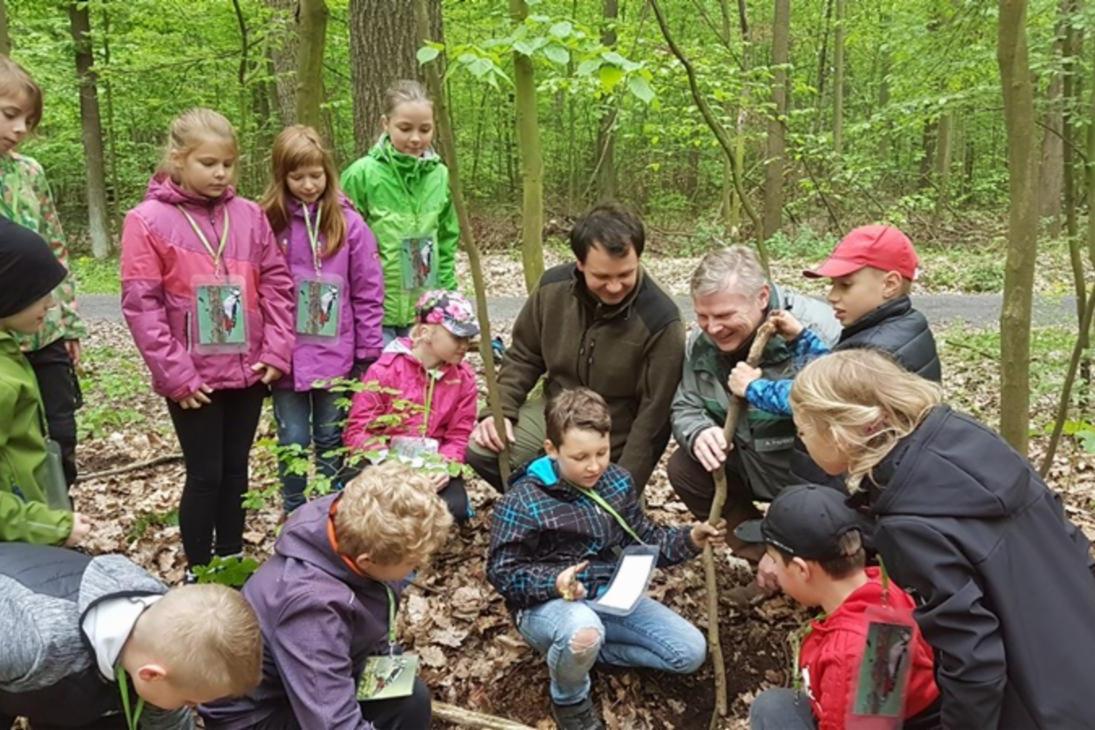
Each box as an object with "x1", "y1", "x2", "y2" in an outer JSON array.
[{"x1": 199, "y1": 495, "x2": 399, "y2": 730}]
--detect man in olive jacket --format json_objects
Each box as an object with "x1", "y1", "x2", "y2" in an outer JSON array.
[
  {"x1": 669, "y1": 246, "x2": 839, "y2": 556},
  {"x1": 467, "y1": 204, "x2": 684, "y2": 493}
]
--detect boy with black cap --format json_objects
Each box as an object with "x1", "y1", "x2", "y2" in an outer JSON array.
[
  {"x1": 728, "y1": 224, "x2": 940, "y2": 417},
  {"x1": 738, "y1": 484, "x2": 940, "y2": 730},
  {"x1": 0, "y1": 217, "x2": 90, "y2": 545}
]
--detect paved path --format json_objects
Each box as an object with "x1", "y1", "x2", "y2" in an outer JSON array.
[{"x1": 84, "y1": 293, "x2": 1080, "y2": 328}]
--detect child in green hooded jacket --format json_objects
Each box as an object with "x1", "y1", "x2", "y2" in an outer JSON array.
[
  {"x1": 341, "y1": 79, "x2": 459, "y2": 342},
  {"x1": 0, "y1": 218, "x2": 90, "y2": 546}
]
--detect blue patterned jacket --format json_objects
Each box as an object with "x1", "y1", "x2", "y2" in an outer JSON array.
[
  {"x1": 745, "y1": 327, "x2": 832, "y2": 416},
  {"x1": 487, "y1": 456, "x2": 699, "y2": 613}
]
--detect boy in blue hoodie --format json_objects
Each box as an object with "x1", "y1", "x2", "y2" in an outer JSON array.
[
  {"x1": 487, "y1": 387, "x2": 724, "y2": 730},
  {"x1": 199, "y1": 460, "x2": 453, "y2": 730}
]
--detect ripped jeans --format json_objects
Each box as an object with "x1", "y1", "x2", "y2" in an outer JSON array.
[{"x1": 516, "y1": 597, "x2": 706, "y2": 706}]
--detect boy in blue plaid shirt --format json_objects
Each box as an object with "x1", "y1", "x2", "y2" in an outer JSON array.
[{"x1": 487, "y1": 388, "x2": 723, "y2": 730}]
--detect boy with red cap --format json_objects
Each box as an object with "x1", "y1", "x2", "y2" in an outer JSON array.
[
  {"x1": 728, "y1": 224, "x2": 939, "y2": 417},
  {"x1": 739, "y1": 484, "x2": 941, "y2": 730}
]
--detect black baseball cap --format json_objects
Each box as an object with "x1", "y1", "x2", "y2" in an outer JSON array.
[{"x1": 734, "y1": 484, "x2": 870, "y2": 561}]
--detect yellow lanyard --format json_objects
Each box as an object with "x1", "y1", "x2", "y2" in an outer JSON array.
[
  {"x1": 384, "y1": 584, "x2": 398, "y2": 652},
  {"x1": 302, "y1": 202, "x2": 323, "y2": 274},
  {"x1": 179, "y1": 206, "x2": 231, "y2": 274},
  {"x1": 116, "y1": 665, "x2": 145, "y2": 730},
  {"x1": 573, "y1": 484, "x2": 645, "y2": 545}
]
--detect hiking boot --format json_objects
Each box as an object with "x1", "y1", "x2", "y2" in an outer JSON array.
[{"x1": 551, "y1": 696, "x2": 604, "y2": 730}]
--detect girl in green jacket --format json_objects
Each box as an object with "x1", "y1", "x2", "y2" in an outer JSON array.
[
  {"x1": 0, "y1": 218, "x2": 90, "y2": 546},
  {"x1": 341, "y1": 80, "x2": 459, "y2": 342}
]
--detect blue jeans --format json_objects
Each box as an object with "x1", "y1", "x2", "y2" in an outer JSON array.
[
  {"x1": 272, "y1": 388, "x2": 346, "y2": 513},
  {"x1": 517, "y1": 597, "x2": 706, "y2": 706},
  {"x1": 382, "y1": 325, "x2": 412, "y2": 346},
  {"x1": 749, "y1": 688, "x2": 816, "y2": 729}
]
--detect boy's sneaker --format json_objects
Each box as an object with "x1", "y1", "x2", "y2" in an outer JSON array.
[{"x1": 551, "y1": 697, "x2": 604, "y2": 730}]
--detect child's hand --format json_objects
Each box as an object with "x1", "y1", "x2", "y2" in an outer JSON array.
[
  {"x1": 177, "y1": 384, "x2": 213, "y2": 409},
  {"x1": 728, "y1": 363, "x2": 762, "y2": 398},
  {"x1": 693, "y1": 426, "x2": 731, "y2": 472},
  {"x1": 690, "y1": 520, "x2": 727, "y2": 549},
  {"x1": 767, "y1": 310, "x2": 805, "y2": 340},
  {"x1": 252, "y1": 362, "x2": 283, "y2": 385},
  {"x1": 755, "y1": 552, "x2": 781, "y2": 593},
  {"x1": 555, "y1": 561, "x2": 589, "y2": 601},
  {"x1": 430, "y1": 472, "x2": 449, "y2": 492},
  {"x1": 64, "y1": 512, "x2": 92, "y2": 547}
]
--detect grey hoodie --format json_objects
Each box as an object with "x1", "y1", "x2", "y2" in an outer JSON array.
[{"x1": 867, "y1": 405, "x2": 1095, "y2": 729}]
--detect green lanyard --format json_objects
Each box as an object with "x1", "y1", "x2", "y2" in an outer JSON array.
[
  {"x1": 116, "y1": 665, "x2": 145, "y2": 730},
  {"x1": 382, "y1": 142, "x2": 423, "y2": 230},
  {"x1": 178, "y1": 206, "x2": 231, "y2": 274},
  {"x1": 302, "y1": 202, "x2": 324, "y2": 274},
  {"x1": 573, "y1": 484, "x2": 645, "y2": 545},
  {"x1": 384, "y1": 584, "x2": 398, "y2": 653}
]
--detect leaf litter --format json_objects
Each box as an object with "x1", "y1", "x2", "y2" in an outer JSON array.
[{"x1": 72, "y1": 320, "x2": 1094, "y2": 729}]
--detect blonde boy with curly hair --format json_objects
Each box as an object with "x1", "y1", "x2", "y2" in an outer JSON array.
[{"x1": 201, "y1": 461, "x2": 453, "y2": 730}]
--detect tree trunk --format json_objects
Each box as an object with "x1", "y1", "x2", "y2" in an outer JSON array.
[
  {"x1": 762, "y1": 0, "x2": 790, "y2": 241},
  {"x1": 68, "y1": 2, "x2": 111, "y2": 258},
  {"x1": 997, "y1": 0, "x2": 1040, "y2": 453},
  {"x1": 877, "y1": 11, "x2": 892, "y2": 162},
  {"x1": 1039, "y1": 12, "x2": 1066, "y2": 237},
  {"x1": 833, "y1": 0, "x2": 845, "y2": 155},
  {"x1": 295, "y1": 0, "x2": 328, "y2": 131},
  {"x1": 934, "y1": 112, "x2": 953, "y2": 216},
  {"x1": 510, "y1": 0, "x2": 544, "y2": 292},
  {"x1": 1062, "y1": 0, "x2": 1082, "y2": 244},
  {"x1": 348, "y1": 0, "x2": 419, "y2": 155},
  {"x1": 595, "y1": 0, "x2": 619, "y2": 202},
  {"x1": 266, "y1": 0, "x2": 299, "y2": 125},
  {"x1": 0, "y1": 0, "x2": 10, "y2": 55}
]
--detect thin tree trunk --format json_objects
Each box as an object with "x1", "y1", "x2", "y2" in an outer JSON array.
[
  {"x1": 68, "y1": 2, "x2": 111, "y2": 258},
  {"x1": 0, "y1": 0, "x2": 10, "y2": 55},
  {"x1": 1040, "y1": 11, "x2": 1066, "y2": 237},
  {"x1": 413, "y1": 0, "x2": 512, "y2": 486},
  {"x1": 595, "y1": 0, "x2": 619, "y2": 202},
  {"x1": 934, "y1": 112, "x2": 953, "y2": 216},
  {"x1": 100, "y1": 1, "x2": 120, "y2": 229},
  {"x1": 762, "y1": 0, "x2": 790, "y2": 241},
  {"x1": 295, "y1": 0, "x2": 328, "y2": 131},
  {"x1": 348, "y1": 0, "x2": 419, "y2": 155},
  {"x1": 510, "y1": 0, "x2": 544, "y2": 292},
  {"x1": 997, "y1": 0, "x2": 1040, "y2": 453},
  {"x1": 266, "y1": 0, "x2": 298, "y2": 125},
  {"x1": 833, "y1": 0, "x2": 845, "y2": 155},
  {"x1": 877, "y1": 8, "x2": 893, "y2": 162},
  {"x1": 816, "y1": 0, "x2": 832, "y2": 109}
]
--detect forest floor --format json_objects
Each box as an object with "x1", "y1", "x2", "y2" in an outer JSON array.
[{"x1": 71, "y1": 302, "x2": 1095, "y2": 728}]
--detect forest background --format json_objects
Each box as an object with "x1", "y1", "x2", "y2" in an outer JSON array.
[{"x1": 3, "y1": 1, "x2": 1095, "y2": 727}]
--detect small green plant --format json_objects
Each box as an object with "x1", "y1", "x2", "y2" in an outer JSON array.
[
  {"x1": 126, "y1": 507, "x2": 179, "y2": 542},
  {"x1": 192, "y1": 555, "x2": 261, "y2": 588},
  {"x1": 71, "y1": 255, "x2": 121, "y2": 294},
  {"x1": 79, "y1": 345, "x2": 152, "y2": 439}
]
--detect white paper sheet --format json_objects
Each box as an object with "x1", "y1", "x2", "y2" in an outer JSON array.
[{"x1": 592, "y1": 552, "x2": 657, "y2": 612}]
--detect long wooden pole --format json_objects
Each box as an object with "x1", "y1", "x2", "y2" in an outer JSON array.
[{"x1": 704, "y1": 321, "x2": 775, "y2": 727}]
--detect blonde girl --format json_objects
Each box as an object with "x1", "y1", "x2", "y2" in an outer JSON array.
[
  {"x1": 340, "y1": 79, "x2": 459, "y2": 343},
  {"x1": 260, "y1": 125, "x2": 383, "y2": 514},
  {"x1": 789, "y1": 349, "x2": 1095, "y2": 728},
  {"x1": 120, "y1": 108, "x2": 294, "y2": 579}
]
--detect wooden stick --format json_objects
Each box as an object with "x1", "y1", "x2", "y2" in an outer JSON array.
[
  {"x1": 704, "y1": 321, "x2": 776, "y2": 727},
  {"x1": 432, "y1": 702, "x2": 536, "y2": 729},
  {"x1": 76, "y1": 454, "x2": 183, "y2": 483}
]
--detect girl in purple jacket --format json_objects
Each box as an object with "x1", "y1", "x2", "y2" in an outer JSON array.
[
  {"x1": 121, "y1": 109, "x2": 294, "y2": 579},
  {"x1": 260, "y1": 126, "x2": 384, "y2": 515}
]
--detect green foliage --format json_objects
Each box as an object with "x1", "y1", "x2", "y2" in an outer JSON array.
[
  {"x1": 127, "y1": 507, "x2": 179, "y2": 542},
  {"x1": 72, "y1": 255, "x2": 120, "y2": 294},
  {"x1": 192, "y1": 554, "x2": 261, "y2": 588},
  {"x1": 78, "y1": 344, "x2": 151, "y2": 439}
]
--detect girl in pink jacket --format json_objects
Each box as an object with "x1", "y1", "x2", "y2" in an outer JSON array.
[
  {"x1": 344, "y1": 290, "x2": 479, "y2": 522},
  {"x1": 260, "y1": 125, "x2": 384, "y2": 515},
  {"x1": 120, "y1": 108, "x2": 294, "y2": 579}
]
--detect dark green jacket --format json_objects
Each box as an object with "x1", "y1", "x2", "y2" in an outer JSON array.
[
  {"x1": 493, "y1": 264, "x2": 685, "y2": 491},
  {"x1": 340, "y1": 136, "x2": 459, "y2": 327},
  {"x1": 0, "y1": 330, "x2": 73, "y2": 544},
  {"x1": 670, "y1": 285, "x2": 839, "y2": 500}
]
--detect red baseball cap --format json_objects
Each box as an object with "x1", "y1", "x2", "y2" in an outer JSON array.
[{"x1": 803, "y1": 225, "x2": 919, "y2": 281}]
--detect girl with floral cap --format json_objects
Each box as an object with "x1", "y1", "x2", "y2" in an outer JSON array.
[{"x1": 343, "y1": 290, "x2": 479, "y2": 522}]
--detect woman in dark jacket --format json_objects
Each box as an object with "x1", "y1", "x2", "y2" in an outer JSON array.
[{"x1": 788, "y1": 348, "x2": 1095, "y2": 730}]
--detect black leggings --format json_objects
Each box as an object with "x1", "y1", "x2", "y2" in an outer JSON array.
[{"x1": 167, "y1": 383, "x2": 266, "y2": 569}]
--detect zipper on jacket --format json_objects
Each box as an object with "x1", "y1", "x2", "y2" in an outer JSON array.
[{"x1": 184, "y1": 312, "x2": 192, "y2": 352}]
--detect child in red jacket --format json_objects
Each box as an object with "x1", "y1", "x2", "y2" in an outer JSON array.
[
  {"x1": 738, "y1": 485, "x2": 940, "y2": 730},
  {"x1": 343, "y1": 290, "x2": 478, "y2": 522}
]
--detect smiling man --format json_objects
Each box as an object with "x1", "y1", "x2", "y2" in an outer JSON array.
[
  {"x1": 668, "y1": 246, "x2": 839, "y2": 558},
  {"x1": 467, "y1": 204, "x2": 684, "y2": 493}
]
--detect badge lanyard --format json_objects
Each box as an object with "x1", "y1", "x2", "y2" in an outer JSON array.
[
  {"x1": 116, "y1": 665, "x2": 145, "y2": 730},
  {"x1": 179, "y1": 206, "x2": 231, "y2": 275},
  {"x1": 302, "y1": 202, "x2": 324, "y2": 274},
  {"x1": 573, "y1": 484, "x2": 645, "y2": 545},
  {"x1": 383, "y1": 583, "x2": 398, "y2": 656}
]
